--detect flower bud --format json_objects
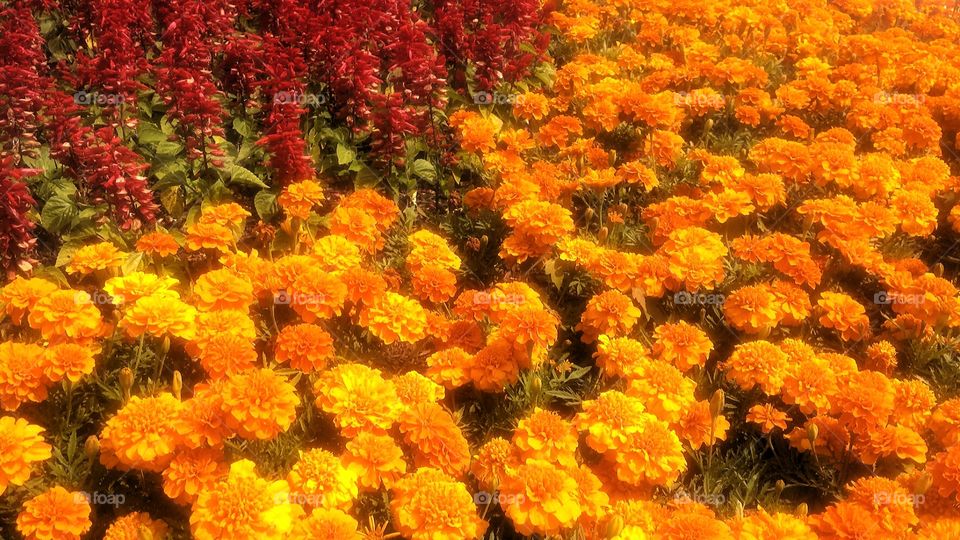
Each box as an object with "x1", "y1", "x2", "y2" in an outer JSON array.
[
  {"x1": 709, "y1": 389, "x2": 725, "y2": 418},
  {"x1": 796, "y1": 503, "x2": 808, "y2": 517},
  {"x1": 529, "y1": 375, "x2": 542, "y2": 398},
  {"x1": 598, "y1": 226, "x2": 609, "y2": 243},
  {"x1": 774, "y1": 479, "x2": 785, "y2": 498},
  {"x1": 806, "y1": 423, "x2": 819, "y2": 446},
  {"x1": 605, "y1": 516, "x2": 624, "y2": 538},
  {"x1": 84, "y1": 436, "x2": 100, "y2": 460},
  {"x1": 172, "y1": 370, "x2": 183, "y2": 400},
  {"x1": 584, "y1": 207, "x2": 595, "y2": 222},
  {"x1": 119, "y1": 367, "x2": 134, "y2": 403}
]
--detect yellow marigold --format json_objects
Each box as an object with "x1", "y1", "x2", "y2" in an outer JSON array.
[
  {"x1": 817, "y1": 291, "x2": 871, "y2": 341},
  {"x1": 103, "y1": 512, "x2": 170, "y2": 540},
  {"x1": 286, "y1": 448, "x2": 359, "y2": 511},
  {"x1": 343, "y1": 431, "x2": 407, "y2": 490},
  {"x1": 221, "y1": 368, "x2": 299, "y2": 439},
  {"x1": 513, "y1": 408, "x2": 579, "y2": 468},
  {"x1": 661, "y1": 226, "x2": 728, "y2": 291},
  {"x1": 724, "y1": 284, "x2": 780, "y2": 334},
  {"x1": 99, "y1": 393, "x2": 182, "y2": 472},
  {"x1": 0, "y1": 416, "x2": 51, "y2": 495},
  {"x1": 390, "y1": 467, "x2": 488, "y2": 540},
  {"x1": 576, "y1": 290, "x2": 642, "y2": 343},
  {"x1": 193, "y1": 268, "x2": 254, "y2": 311},
  {"x1": 575, "y1": 391, "x2": 648, "y2": 453},
  {"x1": 746, "y1": 404, "x2": 790, "y2": 434},
  {"x1": 191, "y1": 459, "x2": 302, "y2": 540},
  {"x1": 220, "y1": 249, "x2": 273, "y2": 294},
  {"x1": 625, "y1": 361, "x2": 696, "y2": 423},
  {"x1": 185, "y1": 221, "x2": 234, "y2": 252},
  {"x1": 613, "y1": 415, "x2": 687, "y2": 487},
  {"x1": 411, "y1": 264, "x2": 459, "y2": 303},
  {"x1": 187, "y1": 309, "x2": 257, "y2": 357},
  {"x1": 162, "y1": 448, "x2": 228, "y2": 506},
  {"x1": 658, "y1": 511, "x2": 733, "y2": 540},
  {"x1": 500, "y1": 199, "x2": 574, "y2": 262},
  {"x1": 676, "y1": 399, "x2": 730, "y2": 449},
  {"x1": 197, "y1": 333, "x2": 257, "y2": 379},
  {"x1": 359, "y1": 291, "x2": 429, "y2": 344},
  {"x1": 398, "y1": 401, "x2": 471, "y2": 477},
  {"x1": 722, "y1": 341, "x2": 790, "y2": 395},
  {"x1": 328, "y1": 206, "x2": 383, "y2": 253},
  {"x1": 652, "y1": 321, "x2": 712, "y2": 372},
  {"x1": 312, "y1": 235, "x2": 362, "y2": 272},
  {"x1": 451, "y1": 110, "x2": 502, "y2": 153},
  {"x1": 468, "y1": 337, "x2": 522, "y2": 392},
  {"x1": 28, "y1": 289, "x2": 106, "y2": 344},
  {"x1": 314, "y1": 363, "x2": 401, "y2": 437},
  {"x1": 733, "y1": 507, "x2": 816, "y2": 540},
  {"x1": 16, "y1": 486, "x2": 91, "y2": 540},
  {"x1": 66, "y1": 242, "x2": 126, "y2": 275},
  {"x1": 43, "y1": 343, "x2": 96, "y2": 383},
  {"x1": 120, "y1": 294, "x2": 196, "y2": 341},
  {"x1": 407, "y1": 229, "x2": 461, "y2": 271},
  {"x1": 136, "y1": 231, "x2": 180, "y2": 257},
  {"x1": 290, "y1": 508, "x2": 361, "y2": 540},
  {"x1": 288, "y1": 267, "x2": 348, "y2": 322},
  {"x1": 279, "y1": 179, "x2": 325, "y2": 220},
  {"x1": 393, "y1": 371, "x2": 444, "y2": 405},
  {"x1": 275, "y1": 323, "x2": 334, "y2": 372},
  {"x1": 0, "y1": 277, "x2": 58, "y2": 324},
  {"x1": 426, "y1": 347, "x2": 472, "y2": 389},
  {"x1": 472, "y1": 437, "x2": 517, "y2": 489},
  {"x1": 500, "y1": 458, "x2": 582, "y2": 536},
  {"x1": 0, "y1": 342, "x2": 49, "y2": 410},
  {"x1": 199, "y1": 202, "x2": 251, "y2": 228},
  {"x1": 594, "y1": 335, "x2": 651, "y2": 379},
  {"x1": 103, "y1": 272, "x2": 179, "y2": 305}
]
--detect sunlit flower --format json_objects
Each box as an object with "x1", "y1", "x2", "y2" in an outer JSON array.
[
  {"x1": 16, "y1": 486, "x2": 91, "y2": 540},
  {"x1": 314, "y1": 363, "x2": 401, "y2": 437},
  {"x1": 66, "y1": 242, "x2": 126, "y2": 275},
  {"x1": 390, "y1": 468, "x2": 487, "y2": 540},
  {"x1": 286, "y1": 448, "x2": 359, "y2": 511},
  {"x1": 0, "y1": 416, "x2": 51, "y2": 495},
  {"x1": 499, "y1": 459, "x2": 582, "y2": 536},
  {"x1": 221, "y1": 368, "x2": 299, "y2": 439},
  {"x1": 103, "y1": 512, "x2": 170, "y2": 540},
  {"x1": 746, "y1": 404, "x2": 790, "y2": 434},
  {"x1": 100, "y1": 393, "x2": 183, "y2": 472},
  {"x1": 275, "y1": 324, "x2": 334, "y2": 372}
]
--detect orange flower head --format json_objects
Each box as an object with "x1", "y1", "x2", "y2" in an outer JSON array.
[
  {"x1": 103, "y1": 272, "x2": 179, "y2": 305},
  {"x1": 499, "y1": 459, "x2": 582, "y2": 536},
  {"x1": 162, "y1": 448, "x2": 228, "y2": 506},
  {"x1": 185, "y1": 221, "x2": 235, "y2": 253},
  {"x1": 120, "y1": 294, "x2": 196, "y2": 341},
  {"x1": 0, "y1": 341, "x2": 49, "y2": 410},
  {"x1": 193, "y1": 268, "x2": 254, "y2": 311},
  {"x1": 343, "y1": 431, "x2": 407, "y2": 490},
  {"x1": 103, "y1": 512, "x2": 170, "y2": 540},
  {"x1": 312, "y1": 235, "x2": 362, "y2": 272},
  {"x1": 0, "y1": 416, "x2": 52, "y2": 495},
  {"x1": 197, "y1": 333, "x2": 257, "y2": 379},
  {"x1": 390, "y1": 467, "x2": 487, "y2": 540},
  {"x1": 286, "y1": 448, "x2": 359, "y2": 511},
  {"x1": 221, "y1": 368, "x2": 299, "y2": 439},
  {"x1": 136, "y1": 231, "x2": 180, "y2": 257},
  {"x1": 722, "y1": 341, "x2": 790, "y2": 395},
  {"x1": 28, "y1": 290, "x2": 106, "y2": 344},
  {"x1": 66, "y1": 242, "x2": 126, "y2": 275},
  {"x1": 99, "y1": 393, "x2": 183, "y2": 472},
  {"x1": 292, "y1": 508, "x2": 361, "y2": 539},
  {"x1": 314, "y1": 363, "x2": 401, "y2": 437},
  {"x1": 275, "y1": 323, "x2": 334, "y2": 372},
  {"x1": 652, "y1": 321, "x2": 713, "y2": 372},
  {"x1": 746, "y1": 404, "x2": 790, "y2": 434},
  {"x1": 426, "y1": 347, "x2": 472, "y2": 389},
  {"x1": 398, "y1": 401, "x2": 471, "y2": 477},
  {"x1": 393, "y1": 371, "x2": 444, "y2": 406},
  {"x1": 279, "y1": 179, "x2": 325, "y2": 220},
  {"x1": 471, "y1": 436, "x2": 517, "y2": 489},
  {"x1": 0, "y1": 277, "x2": 58, "y2": 324},
  {"x1": 42, "y1": 343, "x2": 97, "y2": 383},
  {"x1": 576, "y1": 290, "x2": 642, "y2": 343},
  {"x1": 359, "y1": 292, "x2": 429, "y2": 344},
  {"x1": 288, "y1": 267, "x2": 348, "y2": 322},
  {"x1": 17, "y1": 486, "x2": 91, "y2": 540},
  {"x1": 575, "y1": 390, "x2": 648, "y2": 453},
  {"x1": 513, "y1": 408, "x2": 579, "y2": 468}
]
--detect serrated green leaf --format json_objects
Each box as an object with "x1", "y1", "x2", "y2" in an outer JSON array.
[
  {"x1": 410, "y1": 159, "x2": 437, "y2": 183},
  {"x1": 228, "y1": 165, "x2": 269, "y2": 189},
  {"x1": 41, "y1": 195, "x2": 77, "y2": 233}
]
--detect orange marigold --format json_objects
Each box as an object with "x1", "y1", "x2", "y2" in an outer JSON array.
[
  {"x1": 499, "y1": 459, "x2": 582, "y2": 536},
  {"x1": 221, "y1": 368, "x2": 299, "y2": 439},
  {"x1": 314, "y1": 363, "x2": 401, "y2": 437},
  {"x1": 162, "y1": 448, "x2": 228, "y2": 506},
  {"x1": 103, "y1": 512, "x2": 170, "y2": 540},
  {"x1": 398, "y1": 401, "x2": 471, "y2": 477},
  {"x1": 359, "y1": 292, "x2": 429, "y2": 344},
  {"x1": 390, "y1": 467, "x2": 487, "y2": 540},
  {"x1": 576, "y1": 290, "x2": 642, "y2": 343},
  {"x1": 65, "y1": 242, "x2": 126, "y2": 275},
  {"x1": 286, "y1": 448, "x2": 359, "y2": 511},
  {"x1": 99, "y1": 393, "x2": 182, "y2": 472},
  {"x1": 343, "y1": 431, "x2": 407, "y2": 490},
  {"x1": 16, "y1": 486, "x2": 91, "y2": 540},
  {"x1": 193, "y1": 268, "x2": 255, "y2": 311},
  {"x1": 275, "y1": 324, "x2": 334, "y2": 372},
  {"x1": 136, "y1": 231, "x2": 180, "y2": 257},
  {"x1": 0, "y1": 416, "x2": 51, "y2": 495}
]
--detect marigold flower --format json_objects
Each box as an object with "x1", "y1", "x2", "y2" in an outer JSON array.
[
  {"x1": 660, "y1": 226, "x2": 728, "y2": 291},
  {"x1": 390, "y1": 468, "x2": 487, "y2": 540},
  {"x1": 43, "y1": 343, "x2": 96, "y2": 383},
  {"x1": 733, "y1": 507, "x2": 817, "y2": 540},
  {"x1": 16, "y1": 486, "x2": 91, "y2": 540},
  {"x1": 834, "y1": 370, "x2": 896, "y2": 436},
  {"x1": 275, "y1": 324, "x2": 334, "y2": 372},
  {"x1": 314, "y1": 363, "x2": 401, "y2": 437},
  {"x1": 199, "y1": 202, "x2": 251, "y2": 228},
  {"x1": 191, "y1": 459, "x2": 302, "y2": 539},
  {"x1": 279, "y1": 179, "x2": 325, "y2": 220},
  {"x1": 291, "y1": 508, "x2": 361, "y2": 540},
  {"x1": 818, "y1": 291, "x2": 871, "y2": 341},
  {"x1": 328, "y1": 206, "x2": 383, "y2": 254},
  {"x1": 426, "y1": 347, "x2": 472, "y2": 389},
  {"x1": 286, "y1": 448, "x2": 358, "y2": 510},
  {"x1": 359, "y1": 292, "x2": 429, "y2": 344},
  {"x1": 472, "y1": 437, "x2": 517, "y2": 488},
  {"x1": 625, "y1": 361, "x2": 696, "y2": 423},
  {"x1": 197, "y1": 333, "x2": 257, "y2": 379},
  {"x1": 930, "y1": 398, "x2": 960, "y2": 448},
  {"x1": 398, "y1": 401, "x2": 471, "y2": 476},
  {"x1": 0, "y1": 341, "x2": 49, "y2": 410},
  {"x1": 28, "y1": 290, "x2": 106, "y2": 344},
  {"x1": 746, "y1": 404, "x2": 790, "y2": 434},
  {"x1": 393, "y1": 371, "x2": 444, "y2": 405},
  {"x1": 499, "y1": 459, "x2": 582, "y2": 536},
  {"x1": 613, "y1": 415, "x2": 687, "y2": 487},
  {"x1": 185, "y1": 221, "x2": 235, "y2": 252},
  {"x1": 576, "y1": 290, "x2": 642, "y2": 343},
  {"x1": 136, "y1": 231, "x2": 180, "y2": 257},
  {"x1": 652, "y1": 321, "x2": 712, "y2": 372},
  {"x1": 411, "y1": 264, "x2": 459, "y2": 303},
  {"x1": 676, "y1": 399, "x2": 730, "y2": 449},
  {"x1": 193, "y1": 268, "x2": 254, "y2": 311},
  {"x1": 162, "y1": 448, "x2": 228, "y2": 506},
  {"x1": 339, "y1": 268, "x2": 388, "y2": 306},
  {"x1": 99, "y1": 393, "x2": 182, "y2": 472},
  {"x1": 575, "y1": 391, "x2": 648, "y2": 453},
  {"x1": 343, "y1": 431, "x2": 407, "y2": 490},
  {"x1": 103, "y1": 512, "x2": 170, "y2": 540},
  {"x1": 103, "y1": 272, "x2": 179, "y2": 305},
  {"x1": 0, "y1": 277, "x2": 58, "y2": 324},
  {"x1": 288, "y1": 267, "x2": 348, "y2": 322},
  {"x1": 120, "y1": 294, "x2": 196, "y2": 341},
  {"x1": 724, "y1": 284, "x2": 780, "y2": 334},
  {"x1": 722, "y1": 341, "x2": 790, "y2": 395},
  {"x1": 467, "y1": 337, "x2": 522, "y2": 392},
  {"x1": 221, "y1": 368, "x2": 299, "y2": 439},
  {"x1": 594, "y1": 335, "x2": 651, "y2": 379},
  {"x1": 513, "y1": 408, "x2": 579, "y2": 468},
  {"x1": 187, "y1": 309, "x2": 257, "y2": 356},
  {"x1": 0, "y1": 416, "x2": 51, "y2": 495},
  {"x1": 66, "y1": 242, "x2": 126, "y2": 275}
]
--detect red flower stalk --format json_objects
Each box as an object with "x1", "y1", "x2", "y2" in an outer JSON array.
[
  {"x1": 0, "y1": 156, "x2": 39, "y2": 278},
  {"x1": 0, "y1": 4, "x2": 49, "y2": 160}
]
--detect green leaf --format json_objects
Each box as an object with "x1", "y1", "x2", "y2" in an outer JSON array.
[
  {"x1": 155, "y1": 140, "x2": 183, "y2": 158},
  {"x1": 122, "y1": 252, "x2": 144, "y2": 275},
  {"x1": 55, "y1": 241, "x2": 82, "y2": 268},
  {"x1": 41, "y1": 195, "x2": 78, "y2": 233},
  {"x1": 159, "y1": 186, "x2": 184, "y2": 218},
  {"x1": 137, "y1": 122, "x2": 167, "y2": 146},
  {"x1": 233, "y1": 117, "x2": 256, "y2": 138},
  {"x1": 336, "y1": 144, "x2": 356, "y2": 165},
  {"x1": 410, "y1": 159, "x2": 437, "y2": 183},
  {"x1": 254, "y1": 190, "x2": 279, "y2": 221},
  {"x1": 228, "y1": 165, "x2": 269, "y2": 189}
]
